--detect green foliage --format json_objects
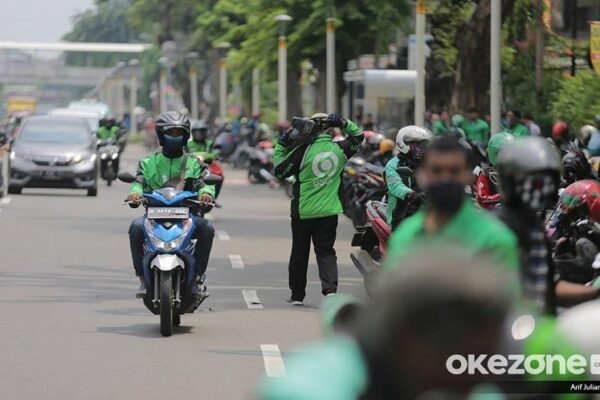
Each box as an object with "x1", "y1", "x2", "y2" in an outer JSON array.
[
  {"x1": 63, "y1": 0, "x2": 141, "y2": 67},
  {"x1": 550, "y1": 71, "x2": 600, "y2": 133}
]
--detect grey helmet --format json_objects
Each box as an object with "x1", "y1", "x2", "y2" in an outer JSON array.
[{"x1": 155, "y1": 111, "x2": 191, "y2": 145}]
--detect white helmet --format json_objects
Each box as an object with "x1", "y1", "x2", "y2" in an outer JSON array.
[
  {"x1": 578, "y1": 125, "x2": 596, "y2": 144},
  {"x1": 395, "y1": 125, "x2": 433, "y2": 154}
]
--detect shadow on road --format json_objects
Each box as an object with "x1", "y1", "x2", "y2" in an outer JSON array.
[{"x1": 97, "y1": 323, "x2": 193, "y2": 338}]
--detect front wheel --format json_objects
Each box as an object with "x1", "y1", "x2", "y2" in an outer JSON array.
[{"x1": 160, "y1": 271, "x2": 173, "y2": 337}]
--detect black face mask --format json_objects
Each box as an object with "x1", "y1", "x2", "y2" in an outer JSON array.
[{"x1": 425, "y1": 181, "x2": 465, "y2": 215}]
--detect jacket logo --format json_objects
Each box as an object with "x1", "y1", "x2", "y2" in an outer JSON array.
[{"x1": 312, "y1": 152, "x2": 339, "y2": 179}]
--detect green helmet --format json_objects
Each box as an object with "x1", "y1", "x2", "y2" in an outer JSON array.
[
  {"x1": 487, "y1": 132, "x2": 514, "y2": 166},
  {"x1": 451, "y1": 113, "x2": 465, "y2": 128}
]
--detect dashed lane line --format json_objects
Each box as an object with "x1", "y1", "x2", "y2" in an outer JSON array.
[
  {"x1": 260, "y1": 345, "x2": 286, "y2": 378},
  {"x1": 242, "y1": 290, "x2": 263, "y2": 309},
  {"x1": 217, "y1": 231, "x2": 230, "y2": 241},
  {"x1": 229, "y1": 254, "x2": 245, "y2": 269}
]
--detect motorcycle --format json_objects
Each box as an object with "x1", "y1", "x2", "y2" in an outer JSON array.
[
  {"x1": 342, "y1": 157, "x2": 386, "y2": 228},
  {"x1": 118, "y1": 172, "x2": 222, "y2": 337},
  {"x1": 193, "y1": 151, "x2": 225, "y2": 199},
  {"x1": 248, "y1": 140, "x2": 277, "y2": 186},
  {"x1": 97, "y1": 139, "x2": 120, "y2": 186}
]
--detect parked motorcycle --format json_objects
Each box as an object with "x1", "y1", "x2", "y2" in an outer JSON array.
[
  {"x1": 97, "y1": 139, "x2": 120, "y2": 186},
  {"x1": 118, "y1": 172, "x2": 221, "y2": 336},
  {"x1": 342, "y1": 157, "x2": 386, "y2": 228},
  {"x1": 248, "y1": 140, "x2": 277, "y2": 186}
]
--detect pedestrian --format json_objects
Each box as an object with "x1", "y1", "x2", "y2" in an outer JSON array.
[
  {"x1": 463, "y1": 107, "x2": 490, "y2": 145},
  {"x1": 384, "y1": 135, "x2": 520, "y2": 275},
  {"x1": 522, "y1": 112, "x2": 541, "y2": 136},
  {"x1": 432, "y1": 110, "x2": 450, "y2": 135},
  {"x1": 274, "y1": 113, "x2": 364, "y2": 305},
  {"x1": 503, "y1": 109, "x2": 529, "y2": 137}
]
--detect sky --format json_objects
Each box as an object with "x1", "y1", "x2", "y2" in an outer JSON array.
[{"x1": 0, "y1": 0, "x2": 95, "y2": 42}]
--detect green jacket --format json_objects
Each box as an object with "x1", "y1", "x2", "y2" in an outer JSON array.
[
  {"x1": 432, "y1": 120, "x2": 449, "y2": 136},
  {"x1": 187, "y1": 138, "x2": 215, "y2": 154},
  {"x1": 464, "y1": 119, "x2": 490, "y2": 144},
  {"x1": 385, "y1": 156, "x2": 414, "y2": 225},
  {"x1": 274, "y1": 120, "x2": 363, "y2": 219},
  {"x1": 129, "y1": 152, "x2": 215, "y2": 197},
  {"x1": 384, "y1": 201, "x2": 520, "y2": 275},
  {"x1": 97, "y1": 126, "x2": 119, "y2": 141},
  {"x1": 504, "y1": 123, "x2": 529, "y2": 137},
  {"x1": 258, "y1": 337, "x2": 368, "y2": 400}
]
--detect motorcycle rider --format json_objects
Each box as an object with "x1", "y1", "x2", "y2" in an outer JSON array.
[
  {"x1": 562, "y1": 150, "x2": 597, "y2": 187},
  {"x1": 551, "y1": 121, "x2": 578, "y2": 155},
  {"x1": 385, "y1": 126, "x2": 432, "y2": 229},
  {"x1": 475, "y1": 132, "x2": 514, "y2": 209},
  {"x1": 127, "y1": 111, "x2": 215, "y2": 296},
  {"x1": 384, "y1": 135, "x2": 519, "y2": 274},
  {"x1": 463, "y1": 107, "x2": 490, "y2": 146},
  {"x1": 274, "y1": 113, "x2": 363, "y2": 305},
  {"x1": 495, "y1": 137, "x2": 600, "y2": 314},
  {"x1": 97, "y1": 118, "x2": 120, "y2": 141},
  {"x1": 371, "y1": 138, "x2": 394, "y2": 167},
  {"x1": 187, "y1": 121, "x2": 215, "y2": 153}
]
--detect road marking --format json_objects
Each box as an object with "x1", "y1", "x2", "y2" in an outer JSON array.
[
  {"x1": 1, "y1": 197, "x2": 11, "y2": 205},
  {"x1": 242, "y1": 290, "x2": 263, "y2": 309},
  {"x1": 260, "y1": 345, "x2": 286, "y2": 377},
  {"x1": 204, "y1": 214, "x2": 213, "y2": 221},
  {"x1": 229, "y1": 254, "x2": 244, "y2": 269},
  {"x1": 217, "y1": 230, "x2": 230, "y2": 241}
]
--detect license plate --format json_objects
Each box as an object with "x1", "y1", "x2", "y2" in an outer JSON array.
[
  {"x1": 147, "y1": 207, "x2": 189, "y2": 219},
  {"x1": 40, "y1": 171, "x2": 62, "y2": 181}
]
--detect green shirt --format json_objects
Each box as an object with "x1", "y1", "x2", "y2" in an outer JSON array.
[
  {"x1": 385, "y1": 201, "x2": 519, "y2": 274},
  {"x1": 432, "y1": 120, "x2": 449, "y2": 136},
  {"x1": 463, "y1": 119, "x2": 490, "y2": 144},
  {"x1": 385, "y1": 156, "x2": 414, "y2": 225},
  {"x1": 187, "y1": 138, "x2": 215, "y2": 154},
  {"x1": 129, "y1": 152, "x2": 215, "y2": 197},
  {"x1": 97, "y1": 126, "x2": 119, "y2": 141},
  {"x1": 504, "y1": 123, "x2": 529, "y2": 137}
]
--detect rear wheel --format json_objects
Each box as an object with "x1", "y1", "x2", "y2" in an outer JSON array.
[{"x1": 160, "y1": 271, "x2": 174, "y2": 337}]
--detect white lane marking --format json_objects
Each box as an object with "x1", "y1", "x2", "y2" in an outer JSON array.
[
  {"x1": 217, "y1": 230, "x2": 230, "y2": 241},
  {"x1": 1, "y1": 197, "x2": 11, "y2": 205},
  {"x1": 229, "y1": 254, "x2": 245, "y2": 269},
  {"x1": 260, "y1": 345, "x2": 286, "y2": 378},
  {"x1": 242, "y1": 290, "x2": 263, "y2": 309},
  {"x1": 204, "y1": 213, "x2": 213, "y2": 221}
]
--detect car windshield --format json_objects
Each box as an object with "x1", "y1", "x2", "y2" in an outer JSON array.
[{"x1": 19, "y1": 120, "x2": 91, "y2": 145}]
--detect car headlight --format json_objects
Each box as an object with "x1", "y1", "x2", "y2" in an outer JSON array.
[
  {"x1": 71, "y1": 153, "x2": 96, "y2": 164},
  {"x1": 10, "y1": 151, "x2": 15, "y2": 160},
  {"x1": 71, "y1": 154, "x2": 83, "y2": 164},
  {"x1": 10, "y1": 152, "x2": 33, "y2": 161}
]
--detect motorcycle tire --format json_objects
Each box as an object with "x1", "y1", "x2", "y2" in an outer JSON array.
[{"x1": 160, "y1": 271, "x2": 174, "y2": 337}]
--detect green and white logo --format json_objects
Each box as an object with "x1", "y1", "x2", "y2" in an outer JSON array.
[{"x1": 312, "y1": 152, "x2": 339, "y2": 179}]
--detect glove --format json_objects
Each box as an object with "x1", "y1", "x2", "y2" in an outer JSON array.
[
  {"x1": 326, "y1": 113, "x2": 346, "y2": 128},
  {"x1": 406, "y1": 191, "x2": 424, "y2": 207},
  {"x1": 127, "y1": 193, "x2": 141, "y2": 208},
  {"x1": 278, "y1": 127, "x2": 294, "y2": 147}
]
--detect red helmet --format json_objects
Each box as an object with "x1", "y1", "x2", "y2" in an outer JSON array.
[
  {"x1": 559, "y1": 180, "x2": 600, "y2": 223},
  {"x1": 552, "y1": 121, "x2": 569, "y2": 141}
]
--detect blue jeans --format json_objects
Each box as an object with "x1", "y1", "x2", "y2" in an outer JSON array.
[{"x1": 128, "y1": 216, "x2": 214, "y2": 277}]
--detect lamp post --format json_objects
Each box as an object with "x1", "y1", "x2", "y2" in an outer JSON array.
[
  {"x1": 186, "y1": 52, "x2": 200, "y2": 120},
  {"x1": 252, "y1": 68, "x2": 260, "y2": 115},
  {"x1": 326, "y1": 0, "x2": 336, "y2": 114},
  {"x1": 490, "y1": 0, "x2": 502, "y2": 135},
  {"x1": 275, "y1": 14, "x2": 293, "y2": 121},
  {"x1": 414, "y1": 0, "x2": 426, "y2": 127},
  {"x1": 128, "y1": 59, "x2": 139, "y2": 136},
  {"x1": 216, "y1": 42, "x2": 231, "y2": 120}
]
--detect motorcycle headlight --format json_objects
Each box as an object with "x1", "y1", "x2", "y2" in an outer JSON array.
[
  {"x1": 100, "y1": 153, "x2": 108, "y2": 160},
  {"x1": 111, "y1": 152, "x2": 119, "y2": 160}
]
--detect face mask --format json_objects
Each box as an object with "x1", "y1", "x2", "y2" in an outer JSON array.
[
  {"x1": 515, "y1": 174, "x2": 557, "y2": 210},
  {"x1": 192, "y1": 131, "x2": 206, "y2": 142},
  {"x1": 425, "y1": 181, "x2": 465, "y2": 215},
  {"x1": 162, "y1": 135, "x2": 185, "y2": 157}
]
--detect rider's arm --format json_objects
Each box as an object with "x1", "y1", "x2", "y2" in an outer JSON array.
[
  {"x1": 188, "y1": 160, "x2": 216, "y2": 198},
  {"x1": 385, "y1": 158, "x2": 412, "y2": 200},
  {"x1": 335, "y1": 120, "x2": 364, "y2": 159},
  {"x1": 274, "y1": 143, "x2": 308, "y2": 179},
  {"x1": 129, "y1": 160, "x2": 146, "y2": 195}
]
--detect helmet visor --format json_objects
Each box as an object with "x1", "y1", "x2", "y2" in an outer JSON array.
[{"x1": 164, "y1": 127, "x2": 187, "y2": 138}]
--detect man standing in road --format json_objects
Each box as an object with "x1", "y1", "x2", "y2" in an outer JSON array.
[
  {"x1": 463, "y1": 107, "x2": 490, "y2": 145},
  {"x1": 274, "y1": 113, "x2": 364, "y2": 305}
]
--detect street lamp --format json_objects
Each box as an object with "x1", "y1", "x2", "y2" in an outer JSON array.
[
  {"x1": 215, "y1": 42, "x2": 231, "y2": 120},
  {"x1": 275, "y1": 13, "x2": 293, "y2": 121},
  {"x1": 186, "y1": 52, "x2": 200, "y2": 120},
  {"x1": 325, "y1": 1, "x2": 336, "y2": 114},
  {"x1": 128, "y1": 59, "x2": 140, "y2": 135}
]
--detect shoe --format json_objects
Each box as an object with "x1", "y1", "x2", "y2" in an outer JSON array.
[
  {"x1": 287, "y1": 298, "x2": 304, "y2": 306},
  {"x1": 326, "y1": 292, "x2": 336, "y2": 297},
  {"x1": 135, "y1": 281, "x2": 146, "y2": 299}
]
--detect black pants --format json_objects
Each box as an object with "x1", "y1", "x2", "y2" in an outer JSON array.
[{"x1": 288, "y1": 215, "x2": 338, "y2": 301}]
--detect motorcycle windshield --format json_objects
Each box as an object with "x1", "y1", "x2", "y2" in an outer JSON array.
[{"x1": 143, "y1": 189, "x2": 198, "y2": 206}]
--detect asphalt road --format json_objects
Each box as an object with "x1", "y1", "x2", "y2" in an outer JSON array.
[{"x1": 0, "y1": 143, "x2": 365, "y2": 400}]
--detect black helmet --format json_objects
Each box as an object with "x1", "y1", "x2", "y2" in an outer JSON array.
[
  {"x1": 563, "y1": 151, "x2": 592, "y2": 186},
  {"x1": 496, "y1": 137, "x2": 562, "y2": 209},
  {"x1": 155, "y1": 111, "x2": 191, "y2": 145}
]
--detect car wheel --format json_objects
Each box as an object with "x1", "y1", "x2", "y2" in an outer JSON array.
[
  {"x1": 8, "y1": 185, "x2": 21, "y2": 195},
  {"x1": 87, "y1": 187, "x2": 98, "y2": 197}
]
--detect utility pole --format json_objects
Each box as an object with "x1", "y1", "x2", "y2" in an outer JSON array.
[
  {"x1": 414, "y1": 0, "x2": 426, "y2": 127},
  {"x1": 490, "y1": 0, "x2": 502, "y2": 135}
]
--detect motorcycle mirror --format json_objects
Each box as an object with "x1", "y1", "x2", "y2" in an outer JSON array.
[
  {"x1": 117, "y1": 172, "x2": 136, "y2": 183},
  {"x1": 203, "y1": 174, "x2": 223, "y2": 185}
]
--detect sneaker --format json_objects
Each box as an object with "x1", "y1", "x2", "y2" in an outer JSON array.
[
  {"x1": 287, "y1": 298, "x2": 304, "y2": 306},
  {"x1": 325, "y1": 292, "x2": 336, "y2": 297},
  {"x1": 135, "y1": 281, "x2": 146, "y2": 299}
]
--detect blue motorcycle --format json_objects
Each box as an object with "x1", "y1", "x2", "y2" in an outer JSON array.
[{"x1": 118, "y1": 172, "x2": 220, "y2": 336}]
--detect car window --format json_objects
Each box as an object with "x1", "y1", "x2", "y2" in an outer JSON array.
[{"x1": 19, "y1": 120, "x2": 91, "y2": 145}]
